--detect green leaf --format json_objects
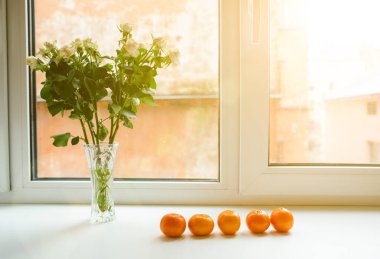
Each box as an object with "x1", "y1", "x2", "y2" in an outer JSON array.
[
  {"x1": 84, "y1": 77, "x2": 97, "y2": 100},
  {"x1": 40, "y1": 85, "x2": 52, "y2": 101},
  {"x1": 122, "y1": 119, "x2": 133, "y2": 129},
  {"x1": 140, "y1": 65, "x2": 151, "y2": 72},
  {"x1": 122, "y1": 109, "x2": 136, "y2": 119},
  {"x1": 47, "y1": 102, "x2": 65, "y2": 116},
  {"x1": 140, "y1": 94, "x2": 157, "y2": 106},
  {"x1": 109, "y1": 103, "x2": 121, "y2": 114},
  {"x1": 149, "y1": 77, "x2": 157, "y2": 89},
  {"x1": 51, "y1": 74, "x2": 67, "y2": 82},
  {"x1": 123, "y1": 66, "x2": 134, "y2": 74},
  {"x1": 49, "y1": 60, "x2": 70, "y2": 75},
  {"x1": 51, "y1": 133, "x2": 71, "y2": 147},
  {"x1": 123, "y1": 98, "x2": 131, "y2": 108},
  {"x1": 52, "y1": 81, "x2": 74, "y2": 99},
  {"x1": 71, "y1": 136, "x2": 80, "y2": 145},
  {"x1": 96, "y1": 86, "x2": 108, "y2": 101},
  {"x1": 67, "y1": 69, "x2": 76, "y2": 82},
  {"x1": 98, "y1": 123, "x2": 108, "y2": 141},
  {"x1": 97, "y1": 189, "x2": 108, "y2": 212},
  {"x1": 69, "y1": 111, "x2": 81, "y2": 120},
  {"x1": 102, "y1": 63, "x2": 113, "y2": 71},
  {"x1": 94, "y1": 67, "x2": 109, "y2": 80},
  {"x1": 84, "y1": 77, "x2": 108, "y2": 102}
]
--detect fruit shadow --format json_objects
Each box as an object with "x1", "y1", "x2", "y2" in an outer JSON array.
[
  {"x1": 189, "y1": 233, "x2": 217, "y2": 240},
  {"x1": 217, "y1": 233, "x2": 240, "y2": 239},
  {"x1": 268, "y1": 230, "x2": 291, "y2": 236},
  {"x1": 157, "y1": 233, "x2": 217, "y2": 242},
  {"x1": 158, "y1": 236, "x2": 186, "y2": 242},
  {"x1": 239, "y1": 230, "x2": 291, "y2": 238},
  {"x1": 158, "y1": 230, "x2": 291, "y2": 242}
]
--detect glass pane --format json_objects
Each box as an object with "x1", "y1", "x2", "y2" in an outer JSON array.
[
  {"x1": 270, "y1": 0, "x2": 380, "y2": 165},
  {"x1": 33, "y1": 0, "x2": 219, "y2": 179}
]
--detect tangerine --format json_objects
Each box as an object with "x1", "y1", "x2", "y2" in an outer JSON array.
[
  {"x1": 246, "y1": 210, "x2": 270, "y2": 233},
  {"x1": 217, "y1": 210, "x2": 241, "y2": 235},
  {"x1": 160, "y1": 213, "x2": 186, "y2": 238},
  {"x1": 270, "y1": 208, "x2": 294, "y2": 233},
  {"x1": 188, "y1": 214, "x2": 214, "y2": 236}
]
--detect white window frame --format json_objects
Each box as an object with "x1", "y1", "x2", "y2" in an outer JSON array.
[
  {"x1": 240, "y1": 0, "x2": 380, "y2": 205},
  {"x1": 0, "y1": 0, "x2": 241, "y2": 204},
  {"x1": 0, "y1": 0, "x2": 10, "y2": 193}
]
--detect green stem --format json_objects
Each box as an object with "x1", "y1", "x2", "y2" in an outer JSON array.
[
  {"x1": 139, "y1": 46, "x2": 153, "y2": 64},
  {"x1": 86, "y1": 120, "x2": 96, "y2": 144},
  {"x1": 94, "y1": 103, "x2": 100, "y2": 145},
  {"x1": 109, "y1": 116, "x2": 120, "y2": 144},
  {"x1": 109, "y1": 116, "x2": 114, "y2": 143},
  {"x1": 113, "y1": 125, "x2": 119, "y2": 144},
  {"x1": 94, "y1": 167, "x2": 112, "y2": 212},
  {"x1": 79, "y1": 118, "x2": 89, "y2": 144}
]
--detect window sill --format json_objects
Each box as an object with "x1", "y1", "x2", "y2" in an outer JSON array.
[{"x1": 1, "y1": 205, "x2": 379, "y2": 259}]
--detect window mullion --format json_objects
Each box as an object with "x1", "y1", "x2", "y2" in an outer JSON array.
[{"x1": 0, "y1": 0, "x2": 10, "y2": 192}]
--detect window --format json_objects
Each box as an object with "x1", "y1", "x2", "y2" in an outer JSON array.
[
  {"x1": 31, "y1": 0, "x2": 219, "y2": 180},
  {"x1": 0, "y1": 0, "x2": 10, "y2": 192},
  {"x1": 0, "y1": 0, "x2": 239, "y2": 203},
  {"x1": 367, "y1": 102, "x2": 377, "y2": 115},
  {"x1": 240, "y1": 0, "x2": 380, "y2": 202},
  {"x1": 2, "y1": 0, "x2": 379, "y2": 205}
]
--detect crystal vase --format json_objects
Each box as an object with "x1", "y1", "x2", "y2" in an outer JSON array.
[{"x1": 84, "y1": 143, "x2": 119, "y2": 223}]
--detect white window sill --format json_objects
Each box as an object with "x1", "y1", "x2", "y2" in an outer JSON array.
[{"x1": 1, "y1": 205, "x2": 380, "y2": 259}]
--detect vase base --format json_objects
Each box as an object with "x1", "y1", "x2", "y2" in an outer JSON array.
[{"x1": 90, "y1": 211, "x2": 115, "y2": 224}]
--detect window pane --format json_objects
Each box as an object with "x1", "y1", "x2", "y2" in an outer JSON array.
[
  {"x1": 33, "y1": 0, "x2": 219, "y2": 179},
  {"x1": 270, "y1": 0, "x2": 380, "y2": 165}
]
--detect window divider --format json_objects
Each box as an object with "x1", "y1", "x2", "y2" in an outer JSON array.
[{"x1": 0, "y1": 0, "x2": 10, "y2": 192}]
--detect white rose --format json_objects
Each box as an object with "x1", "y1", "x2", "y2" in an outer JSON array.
[
  {"x1": 43, "y1": 41, "x2": 57, "y2": 51},
  {"x1": 168, "y1": 49, "x2": 180, "y2": 66},
  {"x1": 26, "y1": 56, "x2": 39, "y2": 70},
  {"x1": 37, "y1": 46, "x2": 49, "y2": 56},
  {"x1": 59, "y1": 45, "x2": 74, "y2": 59},
  {"x1": 83, "y1": 38, "x2": 97, "y2": 50},
  {"x1": 153, "y1": 37, "x2": 166, "y2": 49},
  {"x1": 71, "y1": 38, "x2": 82, "y2": 51},
  {"x1": 120, "y1": 23, "x2": 133, "y2": 34},
  {"x1": 132, "y1": 98, "x2": 140, "y2": 106},
  {"x1": 124, "y1": 40, "x2": 139, "y2": 57}
]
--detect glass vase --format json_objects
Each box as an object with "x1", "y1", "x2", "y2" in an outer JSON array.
[{"x1": 84, "y1": 143, "x2": 119, "y2": 223}]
